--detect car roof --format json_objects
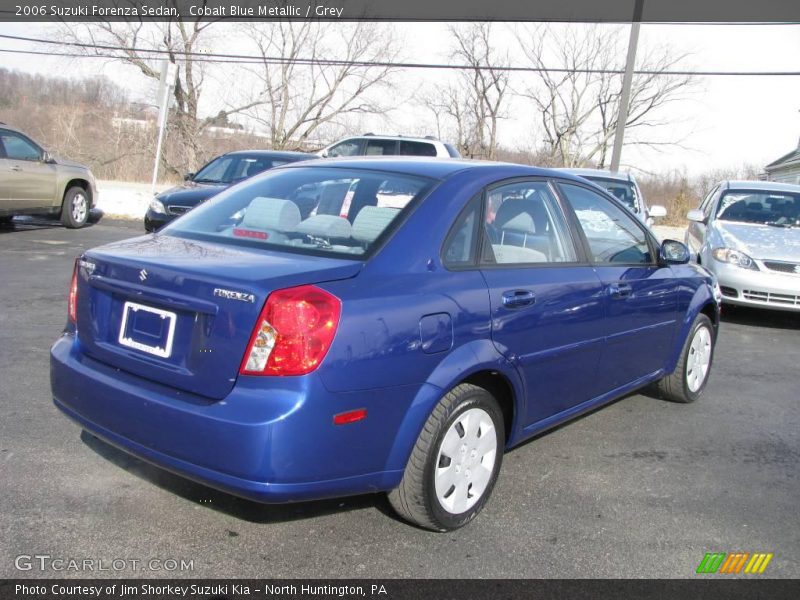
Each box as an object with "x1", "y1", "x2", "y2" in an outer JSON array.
[
  {"x1": 337, "y1": 135, "x2": 445, "y2": 144},
  {"x1": 723, "y1": 180, "x2": 800, "y2": 193},
  {"x1": 556, "y1": 168, "x2": 634, "y2": 183},
  {"x1": 224, "y1": 150, "x2": 315, "y2": 159},
  {"x1": 281, "y1": 156, "x2": 593, "y2": 182}
]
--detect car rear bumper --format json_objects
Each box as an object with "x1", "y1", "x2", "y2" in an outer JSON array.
[
  {"x1": 50, "y1": 335, "x2": 407, "y2": 502},
  {"x1": 710, "y1": 260, "x2": 800, "y2": 311}
]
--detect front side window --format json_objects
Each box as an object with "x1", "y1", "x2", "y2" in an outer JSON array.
[
  {"x1": 193, "y1": 156, "x2": 234, "y2": 183},
  {"x1": 715, "y1": 190, "x2": 800, "y2": 225},
  {"x1": 481, "y1": 181, "x2": 577, "y2": 265},
  {"x1": 327, "y1": 140, "x2": 362, "y2": 157},
  {"x1": 1, "y1": 132, "x2": 41, "y2": 161},
  {"x1": 559, "y1": 182, "x2": 653, "y2": 264},
  {"x1": 227, "y1": 156, "x2": 287, "y2": 182},
  {"x1": 164, "y1": 167, "x2": 435, "y2": 258}
]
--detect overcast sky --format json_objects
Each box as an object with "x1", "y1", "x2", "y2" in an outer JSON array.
[{"x1": 0, "y1": 21, "x2": 798, "y2": 176}]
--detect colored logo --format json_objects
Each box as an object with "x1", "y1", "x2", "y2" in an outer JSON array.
[{"x1": 696, "y1": 552, "x2": 773, "y2": 574}]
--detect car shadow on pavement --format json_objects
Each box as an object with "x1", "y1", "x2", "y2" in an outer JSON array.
[
  {"x1": 0, "y1": 219, "x2": 64, "y2": 234},
  {"x1": 80, "y1": 430, "x2": 397, "y2": 524},
  {"x1": 721, "y1": 305, "x2": 800, "y2": 330}
]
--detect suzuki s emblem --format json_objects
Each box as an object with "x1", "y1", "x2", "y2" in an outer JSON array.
[{"x1": 139, "y1": 269, "x2": 148, "y2": 282}]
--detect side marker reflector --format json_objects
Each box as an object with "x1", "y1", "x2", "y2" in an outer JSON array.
[{"x1": 333, "y1": 409, "x2": 367, "y2": 425}]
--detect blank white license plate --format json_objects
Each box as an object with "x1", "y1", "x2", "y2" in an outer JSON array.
[{"x1": 118, "y1": 301, "x2": 177, "y2": 358}]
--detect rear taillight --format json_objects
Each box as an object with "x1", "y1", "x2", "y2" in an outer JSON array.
[
  {"x1": 68, "y1": 260, "x2": 79, "y2": 324},
  {"x1": 240, "y1": 285, "x2": 341, "y2": 376}
]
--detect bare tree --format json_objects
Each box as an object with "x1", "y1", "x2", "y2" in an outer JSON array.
[
  {"x1": 425, "y1": 23, "x2": 509, "y2": 159},
  {"x1": 241, "y1": 21, "x2": 398, "y2": 151},
  {"x1": 58, "y1": 12, "x2": 260, "y2": 174},
  {"x1": 514, "y1": 24, "x2": 694, "y2": 168}
]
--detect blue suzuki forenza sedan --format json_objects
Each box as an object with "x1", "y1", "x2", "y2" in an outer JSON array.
[{"x1": 51, "y1": 158, "x2": 720, "y2": 531}]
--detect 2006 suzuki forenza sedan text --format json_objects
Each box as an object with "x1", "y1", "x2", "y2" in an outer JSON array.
[{"x1": 51, "y1": 158, "x2": 719, "y2": 531}]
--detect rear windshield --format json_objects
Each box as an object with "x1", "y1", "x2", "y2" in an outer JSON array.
[
  {"x1": 585, "y1": 177, "x2": 639, "y2": 213},
  {"x1": 716, "y1": 190, "x2": 800, "y2": 225},
  {"x1": 163, "y1": 166, "x2": 436, "y2": 257}
]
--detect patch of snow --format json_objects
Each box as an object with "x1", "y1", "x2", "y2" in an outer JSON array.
[{"x1": 96, "y1": 180, "x2": 171, "y2": 220}]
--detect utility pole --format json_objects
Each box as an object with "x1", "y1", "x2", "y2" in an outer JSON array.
[
  {"x1": 151, "y1": 59, "x2": 175, "y2": 195},
  {"x1": 609, "y1": 0, "x2": 644, "y2": 173}
]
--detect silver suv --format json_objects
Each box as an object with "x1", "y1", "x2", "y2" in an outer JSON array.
[
  {"x1": 319, "y1": 134, "x2": 460, "y2": 159},
  {"x1": 0, "y1": 123, "x2": 98, "y2": 228}
]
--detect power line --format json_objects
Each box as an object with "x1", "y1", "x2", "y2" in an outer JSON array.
[{"x1": 0, "y1": 33, "x2": 798, "y2": 76}]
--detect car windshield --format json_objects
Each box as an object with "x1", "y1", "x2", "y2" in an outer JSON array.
[
  {"x1": 163, "y1": 166, "x2": 435, "y2": 258},
  {"x1": 193, "y1": 154, "x2": 292, "y2": 184},
  {"x1": 716, "y1": 190, "x2": 800, "y2": 226},
  {"x1": 585, "y1": 177, "x2": 639, "y2": 213}
]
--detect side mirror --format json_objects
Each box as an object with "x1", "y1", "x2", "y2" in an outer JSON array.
[
  {"x1": 686, "y1": 209, "x2": 706, "y2": 224},
  {"x1": 320, "y1": 150, "x2": 329, "y2": 158},
  {"x1": 184, "y1": 172, "x2": 195, "y2": 181},
  {"x1": 649, "y1": 205, "x2": 667, "y2": 218},
  {"x1": 42, "y1": 151, "x2": 56, "y2": 164},
  {"x1": 660, "y1": 239, "x2": 690, "y2": 265}
]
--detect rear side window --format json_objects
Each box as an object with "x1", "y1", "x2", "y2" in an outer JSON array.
[
  {"x1": 365, "y1": 139, "x2": 397, "y2": 156},
  {"x1": 482, "y1": 181, "x2": 577, "y2": 265},
  {"x1": 165, "y1": 167, "x2": 435, "y2": 258},
  {"x1": 559, "y1": 183, "x2": 652, "y2": 264},
  {"x1": 400, "y1": 141, "x2": 437, "y2": 157}
]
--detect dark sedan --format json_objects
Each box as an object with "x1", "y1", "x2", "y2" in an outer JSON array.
[{"x1": 144, "y1": 150, "x2": 314, "y2": 231}]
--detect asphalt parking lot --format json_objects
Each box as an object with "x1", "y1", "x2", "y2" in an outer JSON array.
[{"x1": 1, "y1": 218, "x2": 798, "y2": 579}]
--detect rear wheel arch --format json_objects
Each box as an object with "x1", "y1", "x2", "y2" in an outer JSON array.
[
  {"x1": 383, "y1": 347, "x2": 523, "y2": 477},
  {"x1": 461, "y1": 370, "x2": 515, "y2": 444}
]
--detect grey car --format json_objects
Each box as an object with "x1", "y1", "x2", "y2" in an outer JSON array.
[
  {"x1": 0, "y1": 123, "x2": 98, "y2": 228},
  {"x1": 686, "y1": 180, "x2": 800, "y2": 311},
  {"x1": 557, "y1": 168, "x2": 667, "y2": 226}
]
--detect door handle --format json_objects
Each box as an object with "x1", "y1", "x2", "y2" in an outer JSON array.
[
  {"x1": 502, "y1": 289, "x2": 536, "y2": 309},
  {"x1": 608, "y1": 283, "x2": 633, "y2": 299}
]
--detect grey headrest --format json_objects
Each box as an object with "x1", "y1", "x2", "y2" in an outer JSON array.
[
  {"x1": 495, "y1": 201, "x2": 537, "y2": 234},
  {"x1": 352, "y1": 206, "x2": 398, "y2": 243},
  {"x1": 242, "y1": 197, "x2": 301, "y2": 231},
  {"x1": 295, "y1": 215, "x2": 352, "y2": 238}
]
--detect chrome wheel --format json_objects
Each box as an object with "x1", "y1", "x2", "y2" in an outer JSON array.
[
  {"x1": 434, "y1": 407, "x2": 498, "y2": 514},
  {"x1": 686, "y1": 325, "x2": 712, "y2": 393},
  {"x1": 71, "y1": 192, "x2": 88, "y2": 223}
]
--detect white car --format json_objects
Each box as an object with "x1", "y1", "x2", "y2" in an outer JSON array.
[
  {"x1": 557, "y1": 168, "x2": 667, "y2": 227},
  {"x1": 319, "y1": 134, "x2": 460, "y2": 159},
  {"x1": 685, "y1": 180, "x2": 800, "y2": 311}
]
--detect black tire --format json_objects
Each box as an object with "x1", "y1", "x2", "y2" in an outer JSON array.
[
  {"x1": 656, "y1": 313, "x2": 715, "y2": 403},
  {"x1": 388, "y1": 383, "x2": 504, "y2": 531},
  {"x1": 0, "y1": 216, "x2": 13, "y2": 227},
  {"x1": 60, "y1": 186, "x2": 90, "y2": 228}
]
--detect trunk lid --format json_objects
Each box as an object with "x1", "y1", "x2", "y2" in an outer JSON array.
[{"x1": 76, "y1": 234, "x2": 362, "y2": 400}]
